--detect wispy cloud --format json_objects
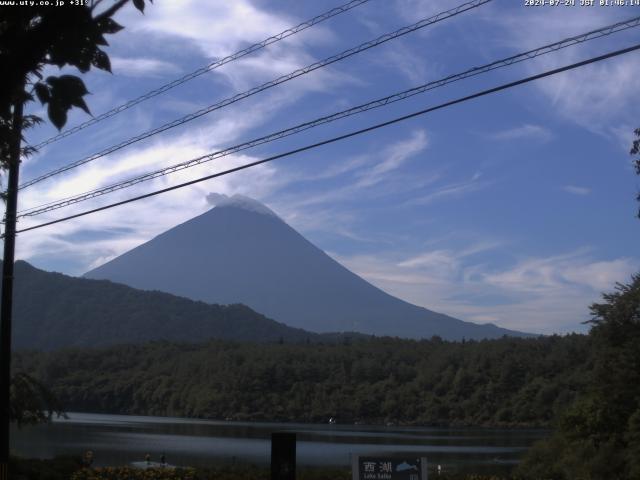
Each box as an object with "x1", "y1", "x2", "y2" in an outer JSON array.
[
  {"x1": 128, "y1": 1, "x2": 294, "y2": 59},
  {"x1": 480, "y1": 250, "x2": 634, "y2": 296},
  {"x1": 609, "y1": 123, "x2": 637, "y2": 155},
  {"x1": 406, "y1": 172, "x2": 489, "y2": 206},
  {"x1": 490, "y1": 124, "x2": 552, "y2": 142},
  {"x1": 109, "y1": 57, "x2": 181, "y2": 78},
  {"x1": 356, "y1": 129, "x2": 429, "y2": 187},
  {"x1": 492, "y1": 7, "x2": 640, "y2": 135},
  {"x1": 563, "y1": 185, "x2": 590, "y2": 195},
  {"x1": 333, "y1": 245, "x2": 639, "y2": 334},
  {"x1": 376, "y1": 42, "x2": 432, "y2": 85},
  {"x1": 269, "y1": 129, "x2": 434, "y2": 211},
  {"x1": 395, "y1": 0, "x2": 460, "y2": 27},
  {"x1": 121, "y1": 0, "x2": 345, "y2": 96}
]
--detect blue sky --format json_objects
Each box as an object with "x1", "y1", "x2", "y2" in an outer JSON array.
[{"x1": 9, "y1": 0, "x2": 640, "y2": 334}]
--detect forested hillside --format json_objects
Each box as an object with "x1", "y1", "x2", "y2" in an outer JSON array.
[
  {"x1": 15, "y1": 334, "x2": 590, "y2": 427},
  {"x1": 5, "y1": 260, "x2": 331, "y2": 349}
]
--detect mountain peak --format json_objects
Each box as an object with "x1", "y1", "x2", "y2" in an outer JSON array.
[
  {"x1": 206, "y1": 193, "x2": 278, "y2": 218},
  {"x1": 86, "y1": 197, "x2": 532, "y2": 340}
]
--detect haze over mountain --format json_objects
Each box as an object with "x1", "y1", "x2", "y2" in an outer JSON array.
[
  {"x1": 4, "y1": 260, "x2": 326, "y2": 351},
  {"x1": 86, "y1": 195, "x2": 530, "y2": 340}
]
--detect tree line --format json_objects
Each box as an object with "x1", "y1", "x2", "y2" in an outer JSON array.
[
  {"x1": 15, "y1": 333, "x2": 590, "y2": 428},
  {"x1": 517, "y1": 274, "x2": 640, "y2": 479}
]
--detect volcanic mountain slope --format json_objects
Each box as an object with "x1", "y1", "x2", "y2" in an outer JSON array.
[{"x1": 85, "y1": 195, "x2": 530, "y2": 340}]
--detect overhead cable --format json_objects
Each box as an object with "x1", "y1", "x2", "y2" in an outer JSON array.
[
  {"x1": 20, "y1": 0, "x2": 491, "y2": 189},
  {"x1": 31, "y1": 0, "x2": 374, "y2": 150},
  {"x1": 12, "y1": 42, "x2": 640, "y2": 235},
  {"x1": 18, "y1": 15, "x2": 640, "y2": 218}
]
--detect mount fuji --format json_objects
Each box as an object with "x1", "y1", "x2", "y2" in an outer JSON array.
[{"x1": 85, "y1": 195, "x2": 530, "y2": 340}]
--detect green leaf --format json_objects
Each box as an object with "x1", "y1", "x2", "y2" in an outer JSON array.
[
  {"x1": 47, "y1": 102, "x2": 67, "y2": 130},
  {"x1": 95, "y1": 34, "x2": 110, "y2": 47},
  {"x1": 34, "y1": 83, "x2": 51, "y2": 104},
  {"x1": 48, "y1": 75, "x2": 89, "y2": 97},
  {"x1": 92, "y1": 49, "x2": 111, "y2": 73},
  {"x1": 133, "y1": 0, "x2": 145, "y2": 13},
  {"x1": 22, "y1": 115, "x2": 43, "y2": 130},
  {"x1": 98, "y1": 18, "x2": 124, "y2": 34},
  {"x1": 70, "y1": 96, "x2": 92, "y2": 116},
  {"x1": 44, "y1": 75, "x2": 92, "y2": 125},
  {"x1": 75, "y1": 51, "x2": 93, "y2": 73}
]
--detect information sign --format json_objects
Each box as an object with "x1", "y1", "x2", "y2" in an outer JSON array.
[{"x1": 352, "y1": 455, "x2": 427, "y2": 480}]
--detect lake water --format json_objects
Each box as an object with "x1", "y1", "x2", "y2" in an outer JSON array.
[{"x1": 12, "y1": 412, "x2": 547, "y2": 474}]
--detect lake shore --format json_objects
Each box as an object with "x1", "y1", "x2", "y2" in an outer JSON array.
[{"x1": 12, "y1": 412, "x2": 544, "y2": 471}]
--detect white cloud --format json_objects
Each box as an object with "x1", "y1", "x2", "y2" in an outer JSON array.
[
  {"x1": 540, "y1": 56, "x2": 639, "y2": 132},
  {"x1": 119, "y1": 0, "x2": 343, "y2": 95},
  {"x1": 376, "y1": 42, "x2": 432, "y2": 85},
  {"x1": 481, "y1": 250, "x2": 590, "y2": 294},
  {"x1": 492, "y1": 7, "x2": 640, "y2": 134},
  {"x1": 356, "y1": 129, "x2": 429, "y2": 187},
  {"x1": 109, "y1": 57, "x2": 181, "y2": 77},
  {"x1": 609, "y1": 123, "x2": 637, "y2": 155},
  {"x1": 562, "y1": 258, "x2": 635, "y2": 292},
  {"x1": 490, "y1": 124, "x2": 552, "y2": 142},
  {"x1": 332, "y1": 245, "x2": 639, "y2": 334},
  {"x1": 563, "y1": 185, "x2": 591, "y2": 195},
  {"x1": 277, "y1": 206, "x2": 363, "y2": 241},
  {"x1": 395, "y1": 0, "x2": 463, "y2": 26},
  {"x1": 131, "y1": 1, "x2": 292, "y2": 59},
  {"x1": 406, "y1": 172, "x2": 489, "y2": 206},
  {"x1": 265, "y1": 129, "x2": 434, "y2": 214}
]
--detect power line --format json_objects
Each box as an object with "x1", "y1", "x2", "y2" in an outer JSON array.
[
  {"x1": 31, "y1": 0, "x2": 374, "y2": 150},
  {"x1": 18, "y1": 15, "x2": 640, "y2": 218},
  {"x1": 19, "y1": 0, "x2": 491, "y2": 190},
  {"x1": 12, "y1": 42, "x2": 640, "y2": 236}
]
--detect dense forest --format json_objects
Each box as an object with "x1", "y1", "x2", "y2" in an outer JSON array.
[
  {"x1": 15, "y1": 334, "x2": 590, "y2": 427},
  {"x1": 517, "y1": 274, "x2": 640, "y2": 479}
]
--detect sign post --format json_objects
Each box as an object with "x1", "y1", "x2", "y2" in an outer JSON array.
[{"x1": 271, "y1": 432, "x2": 296, "y2": 480}]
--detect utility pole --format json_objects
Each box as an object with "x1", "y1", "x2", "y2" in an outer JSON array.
[{"x1": 0, "y1": 95, "x2": 24, "y2": 480}]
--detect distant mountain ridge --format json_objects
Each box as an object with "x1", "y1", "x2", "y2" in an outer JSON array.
[
  {"x1": 85, "y1": 195, "x2": 531, "y2": 340},
  {"x1": 4, "y1": 260, "x2": 331, "y2": 351}
]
